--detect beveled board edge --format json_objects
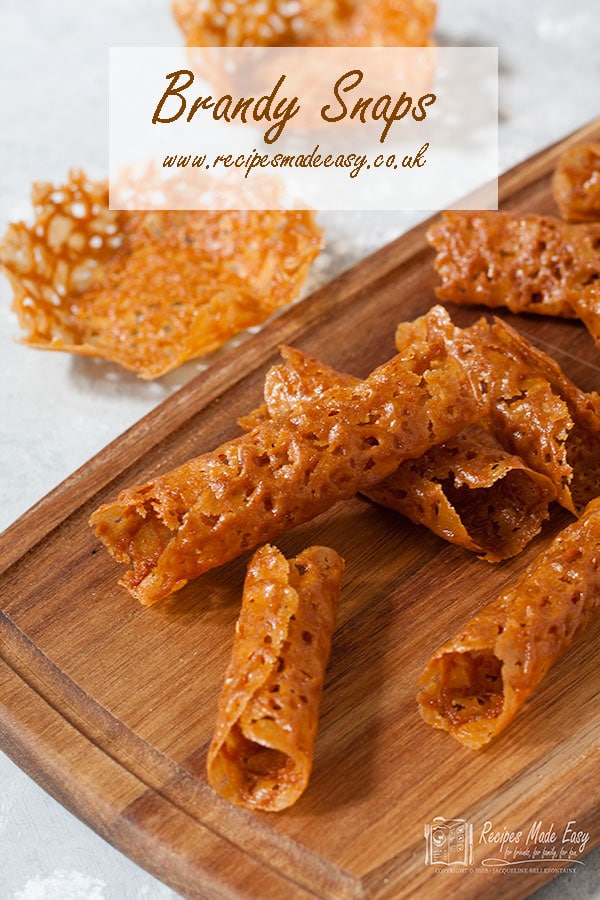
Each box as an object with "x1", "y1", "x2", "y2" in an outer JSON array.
[
  {"x1": 0, "y1": 608, "x2": 363, "y2": 900},
  {"x1": 0, "y1": 655, "x2": 351, "y2": 900}
]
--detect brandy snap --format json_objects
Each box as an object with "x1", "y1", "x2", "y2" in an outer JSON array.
[
  {"x1": 553, "y1": 143, "x2": 600, "y2": 223},
  {"x1": 173, "y1": 0, "x2": 436, "y2": 49},
  {"x1": 396, "y1": 314, "x2": 600, "y2": 515},
  {"x1": 207, "y1": 544, "x2": 343, "y2": 811},
  {"x1": 0, "y1": 171, "x2": 322, "y2": 378},
  {"x1": 427, "y1": 210, "x2": 600, "y2": 320},
  {"x1": 241, "y1": 344, "x2": 556, "y2": 562},
  {"x1": 90, "y1": 307, "x2": 482, "y2": 604},
  {"x1": 418, "y1": 496, "x2": 600, "y2": 749}
]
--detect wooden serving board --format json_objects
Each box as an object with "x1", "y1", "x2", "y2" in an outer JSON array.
[{"x1": 2, "y1": 120, "x2": 600, "y2": 900}]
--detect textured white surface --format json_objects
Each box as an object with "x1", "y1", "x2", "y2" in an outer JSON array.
[{"x1": 0, "y1": 0, "x2": 599, "y2": 897}]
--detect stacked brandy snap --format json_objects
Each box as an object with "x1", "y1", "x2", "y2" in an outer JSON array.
[{"x1": 86, "y1": 144, "x2": 600, "y2": 804}]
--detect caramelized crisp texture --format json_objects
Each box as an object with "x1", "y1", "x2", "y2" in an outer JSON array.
[
  {"x1": 396, "y1": 315, "x2": 600, "y2": 515},
  {"x1": 472, "y1": 318, "x2": 600, "y2": 514},
  {"x1": 0, "y1": 171, "x2": 323, "y2": 378},
  {"x1": 368, "y1": 426, "x2": 556, "y2": 562},
  {"x1": 426, "y1": 210, "x2": 600, "y2": 320},
  {"x1": 571, "y1": 283, "x2": 600, "y2": 351},
  {"x1": 553, "y1": 143, "x2": 600, "y2": 222},
  {"x1": 173, "y1": 0, "x2": 436, "y2": 48},
  {"x1": 241, "y1": 346, "x2": 556, "y2": 562},
  {"x1": 90, "y1": 307, "x2": 482, "y2": 605},
  {"x1": 417, "y1": 497, "x2": 600, "y2": 749},
  {"x1": 207, "y1": 544, "x2": 343, "y2": 811}
]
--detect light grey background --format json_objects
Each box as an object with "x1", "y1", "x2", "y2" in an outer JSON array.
[{"x1": 0, "y1": 0, "x2": 598, "y2": 897}]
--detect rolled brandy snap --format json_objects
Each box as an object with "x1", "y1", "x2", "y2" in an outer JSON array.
[
  {"x1": 426, "y1": 210, "x2": 600, "y2": 319},
  {"x1": 417, "y1": 496, "x2": 600, "y2": 749},
  {"x1": 90, "y1": 306, "x2": 482, "y2": 605},
  {"x1": 207, "y1": 543, "x2": 343, "y2": 811},
  {"x1": 466, "y1": 317, "x2": 600, "y2": 515},
  {"x1": 553, "y1": 143, "x2": 600, "y2": 222},
  {"x1": 366, "y1": 426, "x2": 556, "y2": 562},
  {"x1": 396, "y1": 314, "x2": 600, "y2": 515},
  {"x1": 241, "y1": 346, "x2": 557, "y2": 562}
]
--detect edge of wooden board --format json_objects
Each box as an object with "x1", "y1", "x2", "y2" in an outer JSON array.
[{"x1": 0, "y1": 657, "x2": 339, "y2": 900}]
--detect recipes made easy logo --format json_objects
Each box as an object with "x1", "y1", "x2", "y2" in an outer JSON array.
[
  {"x1": 478, "y1": 818, "x2": 590, "y2": 867},
  {"x1": 424, "y1": 817, "x2": 473, "y2": 866},
  {"x1": 424, "y1": 816, "x2": 591, "y2": 873}
]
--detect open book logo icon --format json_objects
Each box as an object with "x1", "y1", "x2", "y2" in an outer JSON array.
[{"x1": 424, "y1": 817, "x2": 474, "y2": 866}]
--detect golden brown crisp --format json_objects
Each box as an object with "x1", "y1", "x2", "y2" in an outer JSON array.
[
  {"x1": 0, "y1": 171, "x2": 323, "y2": 378},
  {"x1": 90, "y1": 307, "x2": 482, "y2": 605},
  {"x1": 173, "y1": 0, "x2": 436, "y2": 48},
  {"x1": 396, "y1": 315, "x2": 600, "y2": 515},
  {"x1": 571, "y1": 286, "x2": 600, "y2": 352},
  {"x1": 207, "y1": 544, "x2": 343, "y2": 811},
  {"x1": 553, "y1": 143, "x2": 600, "y2": 222},
  {"x1": 469, "y1": 317, "x2": 600, "y2": 514},
  {"x1": 367, "y1": 425, "x2": 556, "y2": 562},
  {"x1": 426, "y1": 210, "x2": 600, "y2": 319},
  {"x1": 418, "y1": 496, "x2": 600, "y2": 749},
  {"x1": 241, "y1": 346, "x2": 556, "y2": 562}
]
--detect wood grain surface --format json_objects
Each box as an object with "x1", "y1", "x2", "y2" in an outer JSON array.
[{"x1": 1, "y1": 119, "x2": 599, "y2": 900}]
